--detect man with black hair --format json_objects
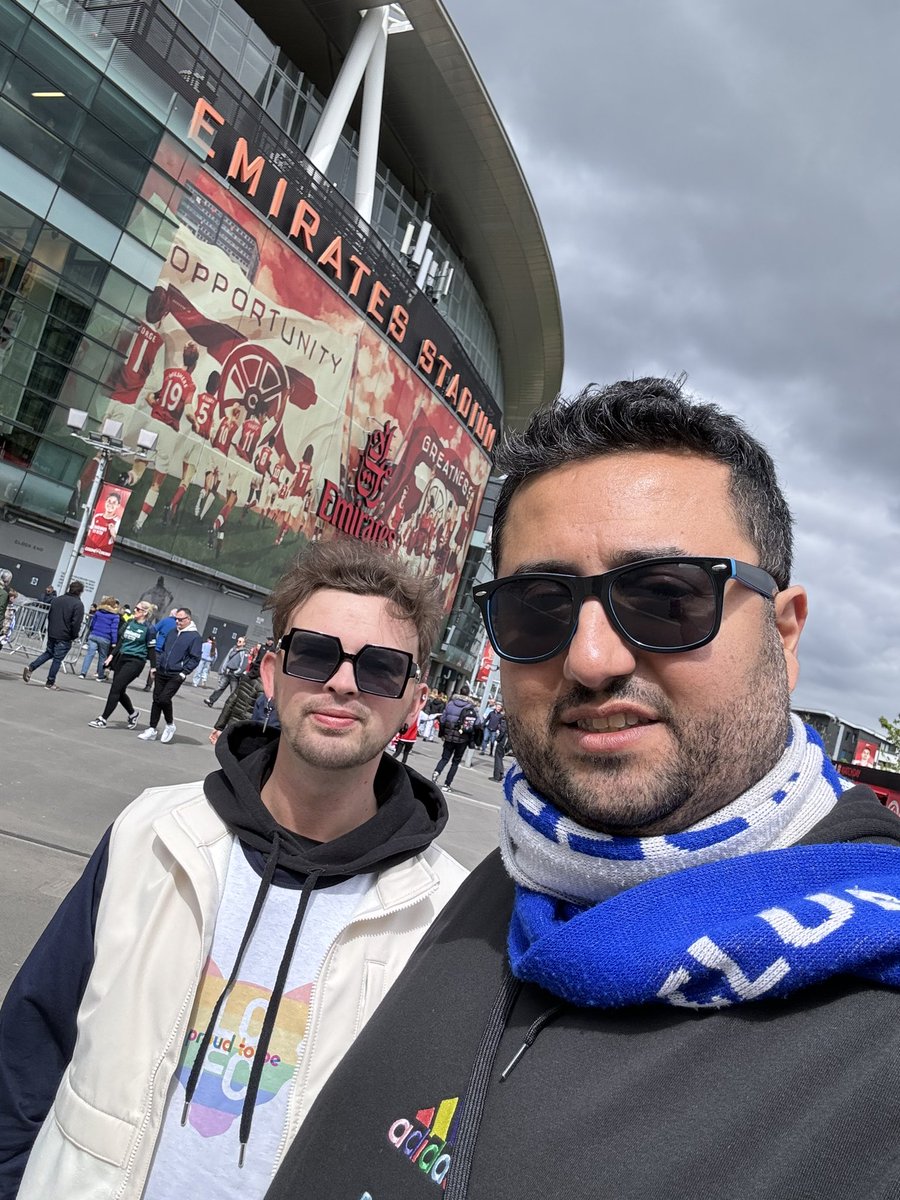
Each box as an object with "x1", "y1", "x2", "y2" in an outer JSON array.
[
  {"x1": 138, "y1": 606, "x2": 202, "y2": 743},
  {"x1": 431, "y1": 683, "x2": 477, "y2": 793},
  {"x1": 0, "y1": 540, "x2": 465, "y2": 1200},
  {"x1": 22, "y1": 580, "x2": 84, "y2": 690},
  {"x1": 265, "y1": 378, "x2": 900, "y2": 1200}
]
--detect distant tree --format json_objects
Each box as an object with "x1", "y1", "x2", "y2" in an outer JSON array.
[{"x1": 878, "y1": 714, "x2": 900, "y2": 749}]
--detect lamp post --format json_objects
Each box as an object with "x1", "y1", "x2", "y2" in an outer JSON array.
[{"x1": 61, "y1": 411, "x2": 157, "y2": 593}]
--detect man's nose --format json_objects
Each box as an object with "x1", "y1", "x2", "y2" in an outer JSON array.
[
  {"x1": 326, "y1": 659, "x2": 358, "y2": 694},
  {"x1": 562, "y1": 597, "x2": 638, "y2": 688}
]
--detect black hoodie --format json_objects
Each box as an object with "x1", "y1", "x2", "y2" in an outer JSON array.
[
  {"x1": 265, "y1": 786, "x2": 900, "y2": 1200},
  {"x1": 0, "y1": 724, "x2": 450, "y2": 1196}
]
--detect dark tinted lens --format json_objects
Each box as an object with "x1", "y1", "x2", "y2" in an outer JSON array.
[
  {"x1": 489, "y1": 577, "x2": 575, "y2": 659},
  {"x1": 285, "y1": 631, "x2": 341, "y2": 681},
  {"x1": 610, "y1": 562, "x2": 716, "y2": 648},
  {"x1": 355, "y1": 645, "x2": 412, "y2": 697}
]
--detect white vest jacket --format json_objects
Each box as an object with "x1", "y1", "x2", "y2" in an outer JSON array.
[{"x1": 16, "y1": 783, "x2": 467, "y2": 1199}]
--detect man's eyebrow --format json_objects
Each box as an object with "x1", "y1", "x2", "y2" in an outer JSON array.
[{"x1": 509, "y1": 547, "x2": 689, "y2": 577}]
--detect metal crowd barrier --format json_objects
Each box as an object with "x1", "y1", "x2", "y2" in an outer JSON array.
[
  {"x1": 3, "y1": 602, "x2": 86, "y2": 674},
  {"x1": 4, "y1": 601, "x2": 50, "y2": 658}
]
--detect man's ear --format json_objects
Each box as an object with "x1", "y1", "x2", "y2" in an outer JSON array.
[
  {"x1": 404, "y1": 681, "x2": 429, "y2": 727},
  {"x1": 774, "y1": 585, "x2": 807, "y2": 691},
  {"x1": 260, "y1": 648, "x2": 276, "y2": 698}
]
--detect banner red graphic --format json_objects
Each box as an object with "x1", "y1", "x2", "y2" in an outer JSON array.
[{"x1": 83, "y1": 482, "x2": 131, "y2": 560}]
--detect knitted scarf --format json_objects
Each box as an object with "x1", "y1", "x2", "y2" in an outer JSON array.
[{"x1": 502, "y1": 718, "x2": 900, "y2": 1008}]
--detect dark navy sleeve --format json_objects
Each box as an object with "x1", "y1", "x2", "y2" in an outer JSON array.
[
  {"x1": 183, "y1": 632, "x2": 202, "y2": 674},
  {"x1": 0, "y1": 828, "x2": 110, "y2": 1198}
]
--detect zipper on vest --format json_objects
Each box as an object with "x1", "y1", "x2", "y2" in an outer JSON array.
[
  {"x1": 270, "y1": 881, "x2": 439, "y2": 1176},
  {"x1": 113, "y1": 967, "x2": 204, "y2": 1200}
]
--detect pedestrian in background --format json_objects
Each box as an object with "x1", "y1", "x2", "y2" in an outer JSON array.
[
  {"x1": 79, "y1": 597, "x2": 120, "y2": 681},
  {"x1": 490, "y1": 704, "x2": 508, "y2": 781},
  {"x1": 393, "y1": 715, "x2": 418, "y2": 765},
  {"x1": 483, "y1": 701, "x2": 503, "y2": 754},
  {"x1": 0, "y1": 569, "x2": 12, "y2": 641},
  {"x1": 88, "y1": 602, "x2": 156, "y2": 729},
  {"x1": 204, "y1": 636, "x2": 248, "y2": 707},
  {"x1": 23, "y1": 581, "x2": 84, "y2": 690},
  {"x1": 431, "y1": 683, "x2": 477, "y2": 792},
  {"x1": 192, "y1": 635, "x2": 216, "y2": 687},
  {"x1": 144, "y1": 608, "x2": 178, "y2": 691},
  {"x1": 207, "y1": 654, "x2": 265, "y2": 745},
  {"x1": 138, "y1": 607, "x2": 202, "y2": 743}
]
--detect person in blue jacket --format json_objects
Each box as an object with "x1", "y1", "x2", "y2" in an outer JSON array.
[
  {"x1": 137, "y1": 606, "x2": 202, "y2": 743},
  {"x1": 78, "y1": 597, "x2": 120, "y2": 681},
  {"x1": 142, "y1": 607, "x2": 178, "y2": 691}
]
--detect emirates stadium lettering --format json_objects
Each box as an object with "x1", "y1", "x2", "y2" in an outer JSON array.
[{"x1": 188, "y1": 99, "x2": 498, "y2": 453}]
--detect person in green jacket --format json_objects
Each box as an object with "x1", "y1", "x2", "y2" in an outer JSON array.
[{"x1": 88, "y1": 602, "x2": 157, "y2": 729}]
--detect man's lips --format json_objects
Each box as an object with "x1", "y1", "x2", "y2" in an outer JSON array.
[
  {"x1": 309, "y1": 707, "x2": 362, "y2": 729},
  {"x1": 559, "y1": 705, "x2": 659, "y2": 734}
]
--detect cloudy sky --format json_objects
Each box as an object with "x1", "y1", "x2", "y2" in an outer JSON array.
[{"x1": 446, "y1": 0, "x2": 900, "y2": 735}]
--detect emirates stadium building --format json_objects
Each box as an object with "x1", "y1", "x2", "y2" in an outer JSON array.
[{"x1": 0, "y1": 0, "x2": 561, "y2": 656}]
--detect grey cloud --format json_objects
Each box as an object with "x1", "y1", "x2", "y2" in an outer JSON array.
[{"x1": 446, "y1": 0, "x2": 900, "y2": 728}]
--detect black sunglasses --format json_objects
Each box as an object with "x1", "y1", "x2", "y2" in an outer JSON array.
[
  {"x1": 472, "y1": 557, "x2": 778, "y2": 663},
  {"x1": 278, "y1": 628, "x2": 420, "y2": 698}
]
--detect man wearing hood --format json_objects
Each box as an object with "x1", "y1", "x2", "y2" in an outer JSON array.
[
  {"x1": 0, "y1": 539, "x2": 466, "y2": 1200},
  {"x1": 264, "y1": 379, "x2": 900, "y2": 1200}
]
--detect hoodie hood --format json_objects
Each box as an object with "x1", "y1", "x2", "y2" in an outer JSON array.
[{"x1": 205, "y1": 721, "x2": 449, "y2": 877}]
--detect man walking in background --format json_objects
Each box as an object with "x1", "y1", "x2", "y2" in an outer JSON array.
[
  {"x1": 138, "y1": 607, "x2": 202, "y2": 742},
  {"x1": 22, "y1": 581, "x2": 84, "y2": 691},
  {"x1": 144, "y1": 607, "x2": 177, "y2": 691},
  {"x1": 431, "y1": 683, "x2": 477, "y2": 793},
  {"x1": 205, "y1": 636, "x2": 248, "y2": 707}
]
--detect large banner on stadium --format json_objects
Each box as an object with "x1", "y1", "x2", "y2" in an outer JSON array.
[{"x1": 91, "y1": 135, "x2": 492, "y2": 609}]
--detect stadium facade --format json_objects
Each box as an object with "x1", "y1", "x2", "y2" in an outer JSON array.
[{"x1": 0, "y1": 0, "x2": 561, "y2": 660}]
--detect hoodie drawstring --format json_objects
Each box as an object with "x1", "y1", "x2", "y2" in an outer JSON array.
[
  {"x1": 499, "y1": 1003, "x2": 564, "y2": 1079},
  {"x1": 237, "y1": 868, "x2": 322, "y2": 1166},
  {"x1": 444, "y1": 967, "x2": 522, "y2": 1200},
  {"x1": 182, "y1": 830, "x2": 283, "y2": 1130}
]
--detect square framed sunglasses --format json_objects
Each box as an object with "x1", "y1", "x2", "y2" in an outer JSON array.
[
  {"x1": 278, "y1": 628, "x2": 420, "y2": 698},
  {"x1": 472, "y1": 556, "x2": 778, "y2": 664}
]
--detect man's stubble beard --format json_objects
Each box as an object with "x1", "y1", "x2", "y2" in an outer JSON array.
[
  {"x1": 281, "y1": 716, "x2": 390, "y2": 772},
  {"x1": 506, "y1": 625, "x2": 791, "y2": 836}
]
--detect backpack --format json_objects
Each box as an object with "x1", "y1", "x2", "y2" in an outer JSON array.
[{"x1": 441, "y1": 700, "x2": 477, "y2": 745}]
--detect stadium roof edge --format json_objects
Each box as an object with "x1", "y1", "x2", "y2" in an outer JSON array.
[{"x1": 245, "y1": 0, "x2": 564, "y2": 431}]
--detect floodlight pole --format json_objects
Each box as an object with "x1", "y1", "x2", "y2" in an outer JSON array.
[
  {"x1": 61, "y1": 427, "x2": 156, "y2": 593},
  {"x1": 61, "y1": 448, "x2": 109, "y2": 593}
]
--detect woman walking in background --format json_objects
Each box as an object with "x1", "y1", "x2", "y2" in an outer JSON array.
[
  {"x1": 88, "y1": 602, "x2": 156, "y2": 729},
  {"x1": 79, "y1": 596, "x2": 120, "y2": 681}
]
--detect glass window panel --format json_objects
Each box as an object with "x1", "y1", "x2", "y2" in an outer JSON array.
[
  {"x1": 0, "y1": 96, "x2": 68, "y2": 179},
  {"x1": 265, "y1": 70, "x2": 293, "y2": 130},
  {"x1": 64, "y1": 242, "x2": 107, "y2": 297},
  {"x1": 219, "y1": 0, "x2": 250, "y2": 33},
  {"x1": 2, "y1": 58, "x2": 83, "y2": 140},
  {"x1": 0, "y1": 0, "x2": 27, "y2": 51},
  {"x1": 92, "y1": 79, "x2": 160, "y2": 158},
  {"x1": 0, "y1": 42, "x2": 12, "y2": 90},
  {"x1": 247, "y1": 22, "x2": 274, "y2": 58},
  {"x1": 209, "y1": 14, "x2": 243, "y2": 75},
  {"x1": 17, "y1": 20, "x2": 99, "y2": 106},
  {"x1": 77, "y1": 113, "x2": 148, "y2": 193},
  {"x1": 0, "y1": 193, "x2": 40, "y2": 258},
  {"x1": 275, "y1": 49, "x2": 299, "y2": 84},
  {"x1": 237, "y1": 39, "x2": 268, "y2": 96},
  {"x1": 98, "y1": 268, "x2": 138, "y2": 315},
  {"x1": 61, "y1": 154, "x2": 134, "y2": 226}
]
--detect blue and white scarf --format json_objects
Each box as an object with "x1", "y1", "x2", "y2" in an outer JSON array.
[{"x1": 501, "y1": 718, "x2": 900, "y2": 1008}]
